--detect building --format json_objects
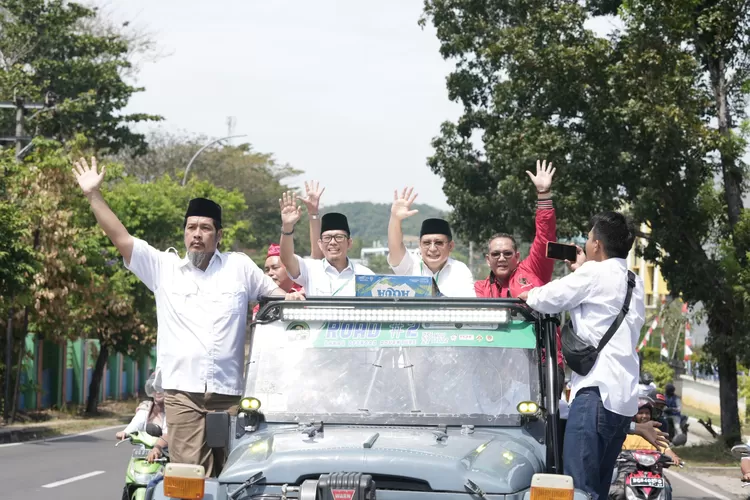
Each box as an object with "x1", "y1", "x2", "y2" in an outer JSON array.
[
  {"x1": 627, "y1": 223, "x2": 671, "y2": 310},
  {"x1": 627, "y1": 223, "x2": 709, "y2": 347}
]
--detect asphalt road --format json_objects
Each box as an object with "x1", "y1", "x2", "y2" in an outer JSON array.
[{"x1": 0, "y1": 426, "x2": 738, "y2": 500}]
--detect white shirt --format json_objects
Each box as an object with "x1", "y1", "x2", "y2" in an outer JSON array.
[
  {"x1": 291, "y1": 255, "x2": 374, "y2": 297},
  {"x1": 123, "y1": 401, "x2": 168, "y2": 435},
  {"x1": 388, "y1": 250, "x2": 475, "y2": 297},
  {"x1": 525, "y1": 258, "x2": 645, "y2": 416},
  {"x1": 125, "y1": 237, "x2": 278, "y2": 395}
]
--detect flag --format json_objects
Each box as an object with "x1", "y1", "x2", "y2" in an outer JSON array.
[
  {"x1": 684, "y1": 322, "x2": 693, "y2": 360},
  {"x1": 637, "y1": 316, "x2": 660, "y2": 352}
]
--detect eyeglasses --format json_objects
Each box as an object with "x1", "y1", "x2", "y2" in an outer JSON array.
[
  {"x1": 488, "y1": 250, "x2": 516, "y2": 260},
  {"x1": 321, "y1": 234, "x2": 348, "y2": 243},
  {"x1": 420, "y1": 239, "x2": 448, "y2": 249}
]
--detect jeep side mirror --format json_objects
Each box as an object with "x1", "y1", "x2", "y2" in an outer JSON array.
[
  {"x1": 206, "y1": 411, "x2": 230, "y2": 449},
  {"x1": 145, "y1": 423, "x2": 163, "y2": 438},
  {"x1": 731, "y1": 444, "x2": 750, "y2": 459}
]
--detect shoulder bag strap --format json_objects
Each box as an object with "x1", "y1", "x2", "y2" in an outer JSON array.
[{"x1": 596, "y1": 270, "x2": 637, "y2": 353}]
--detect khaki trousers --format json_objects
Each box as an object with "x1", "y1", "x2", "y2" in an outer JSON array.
[{"x1": 165, "y1": 390, "x2": 239, "y2": 477}]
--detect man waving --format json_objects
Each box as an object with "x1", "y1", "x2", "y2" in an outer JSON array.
[
  {"x1": 72, "y1": 157, "x2": 302, "y2": 477},
  {"x1": 387, "y1": 188, "x2": 475, "y2": 297}
]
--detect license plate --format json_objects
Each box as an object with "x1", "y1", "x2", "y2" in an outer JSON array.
[{"x1": 627, "y1": 476, "x2": 664, "y2": 488}]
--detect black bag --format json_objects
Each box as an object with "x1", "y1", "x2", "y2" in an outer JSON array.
[{"x1": 562, "y1": 270, "x2": 636, "y2": 376}]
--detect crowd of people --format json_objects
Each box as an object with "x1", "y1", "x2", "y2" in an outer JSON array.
[{"x1": 74, "y1": 156, "x2": 673, "y2": 499}]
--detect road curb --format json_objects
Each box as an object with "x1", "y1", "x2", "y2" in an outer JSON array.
[{"x1": 0, "y1": 423, "x2": 123, "y2": 445}]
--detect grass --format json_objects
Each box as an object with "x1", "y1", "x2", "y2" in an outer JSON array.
[
  {"x1": 0, "y1": 399, "x2": 139, "y2": 443},
  {"x1": 681, "y1": 403, "x2": 749, "y2": 437},
  {"x1": 678, "y1": 442, "x2": 741, "y2": 467}
]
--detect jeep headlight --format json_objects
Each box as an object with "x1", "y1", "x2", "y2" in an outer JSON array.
[
  {"x1": 240, "y1": 397, "x2": 261, "y2": 411},
  {"x1": 517, "y1": 401, "x2": 539, "y2": 415}
]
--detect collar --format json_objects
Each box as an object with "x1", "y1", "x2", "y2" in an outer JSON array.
[
  {"x1": 323, "y1": 257, "x2": 354, "y2": 274},
  {"x1": 420, "y1": 257, "x2": 452, "y2": 276},
  {"x1": 179, "y1": 249, "x2": 225, "y2": 269},
  {"x1": 488, "y1": 266, "x2": 517, "y2": 286}
]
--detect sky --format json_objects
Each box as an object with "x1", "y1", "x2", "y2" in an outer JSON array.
[{"x1": 94, "y1": 0, "x2": 465, "y2": 210}]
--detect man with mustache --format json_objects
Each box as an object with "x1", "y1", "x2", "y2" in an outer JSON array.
[
  {"x1": 279, "y1": 191, "x2": 374, "y2": 296},
  {"x1": 387, "y1": 189, "x2": 475, "y2": 297},
  {"x1": 474, "y1": 159, "x2": 557, "y2": 299},
  {"x1": 72, "y1": 157, "x2": 302, "y2": 477}
]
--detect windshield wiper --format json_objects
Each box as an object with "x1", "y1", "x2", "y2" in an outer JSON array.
[
  {"x1": 359, "y1": 348, "x2": 385, "y2": 412},
  {"x1": 228, "y1": 472, "x2": 264, "y2": 500},
  {"x1": 401, "y1": 347, "x2": 420, "y2": 412}
]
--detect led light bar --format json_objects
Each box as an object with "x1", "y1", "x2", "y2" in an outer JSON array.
[{"x1": 281, "y1": 307, "x2": 509, "y2": 324}]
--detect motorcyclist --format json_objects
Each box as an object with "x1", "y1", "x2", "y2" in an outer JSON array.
[
  {"x1": 639, "y1": 371, "x2": 656, "y2": 390},
  {"x1": 664, "y1": 383, "x2": 680, "y2": 415},
  {"x1": 622, "y1": 398, "x2": 682, "y2": 464},
  {"x1": 648, "y1": 388, "x2": 670, "y2": 437},
  {"x1": 116, "y1": 371, "x2": 167, "y2": 441},
  {"x1": 610, "y1": 398, "x2": 681, "y2": 500}
]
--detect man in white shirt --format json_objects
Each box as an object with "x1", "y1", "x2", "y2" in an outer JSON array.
[
  {"x1": 279, "y1": 191, "x2": 373, "y2": 296},
  {"x1": 519, "y1": 211, "x2": 645, "y2": 500},
  {"x1": 387, "y1": 187, "x2": 475, "y2": 297},
  {"x1": 72, "y1": 157, "x2": 302, "y2": 477}
]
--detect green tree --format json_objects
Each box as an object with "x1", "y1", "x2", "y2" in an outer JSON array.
[
  {"x1": 111, "y1": 131, "x2": 309, "y2": 255},
  {"x1": 422, "y1": 0, "x2": 750, "y2": 444},
  {"x1": 0, "y1": 0, "x2": 160, "y2": 153}
]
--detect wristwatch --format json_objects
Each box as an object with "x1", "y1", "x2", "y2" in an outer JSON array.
[
  {"x1": 309, "y1": 214, "x2": 320, "y2": 220},
  {"x1": 628, "y1": 421, "x2": 637, "y2": 434}
]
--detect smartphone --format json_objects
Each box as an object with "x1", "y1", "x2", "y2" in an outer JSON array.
[{"x1": 546, "y1": 241, "x2": 578, "y2": 261}]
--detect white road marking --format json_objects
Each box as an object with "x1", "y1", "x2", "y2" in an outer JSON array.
[
  {"x1": 0, "y1": 424, "x2": 122, "y2": 448},
  {"x1": 42, "y1": 470, "x2": 105, "y2": 488},
  {"x1": 666, "y1": 470, "x2": 731, "y2": 500}
]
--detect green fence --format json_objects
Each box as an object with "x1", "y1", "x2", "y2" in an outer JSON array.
[{"x1": 17, "y1": 335, "x2": 155, "y2": 410}]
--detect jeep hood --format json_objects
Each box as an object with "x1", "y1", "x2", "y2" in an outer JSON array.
[{"x1": 220, "y1": 426, "x2": 545, "y2": 494}]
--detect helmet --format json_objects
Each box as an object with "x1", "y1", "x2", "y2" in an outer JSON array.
[
  {"x1": 144, "y1": 370, "x2": 163, "y2": 398},
  {"x1": 638, "y1": 398, "x2": 654, "y2": 410},
  {"x1": 648, "y1": 388, "x2": 666, "y2": 406},
  {"x1": 640, "y1": 372, "x2": 654, "y2": 385},
  {"x1": 665, "y1": 383, "x2": 675, "y2": 395}
]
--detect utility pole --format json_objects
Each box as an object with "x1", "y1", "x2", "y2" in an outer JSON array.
[{"x1": 469, "y1": 241, "x2": 475, "y2": 276}]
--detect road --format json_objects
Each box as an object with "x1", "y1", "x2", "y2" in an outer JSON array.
[{"x1": 0, "y1": 426, "x2": 738, "y2": 500}]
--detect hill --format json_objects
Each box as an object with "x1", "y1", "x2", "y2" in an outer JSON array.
[{"x1": 322, "y1": 202, "x2": 447, "y2": 245}]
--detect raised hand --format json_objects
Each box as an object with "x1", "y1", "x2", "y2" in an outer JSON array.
[
  {"x1": 391, "y1": 187, "x2": 419, "y2": 221},
  {"x1": 72, "y1": 157, "x2": 106, "y2": 195},
  {"x1": 301, "y1": 180, "x2": 325, "y2": 214},
  {"x1": 280, "y1": 191, "x2": 302, "y2": 227},
  {"x1": 526, "y1": 159, "x2": 555, "y2": 193}
]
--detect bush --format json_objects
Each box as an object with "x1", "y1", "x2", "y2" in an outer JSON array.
[
  {"x1": 640, "y1": 347, "x2": 661, "y2": 363},
  {"x1": 642, "y1": 361, "x2": 675, "y2": 391}
]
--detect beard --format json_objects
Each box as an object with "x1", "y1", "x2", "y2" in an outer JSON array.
[{"x1": 188, "y1": 251, "x2": 212, "y2": 269}]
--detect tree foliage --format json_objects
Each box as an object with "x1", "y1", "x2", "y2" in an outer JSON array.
[
  {"x1": 0, "y1": 0, "x2": 160, "y2": 153},
  {"x1": 422, "y1": 0, "x2": 750, "y2": 443},
  {"x1": 111, "y1": 131, "x2": 309, "y2": 255}
]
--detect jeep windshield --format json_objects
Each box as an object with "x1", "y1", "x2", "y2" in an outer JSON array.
[{"x1": 247, "y1": 298, "x2": 541, "y2": 426}]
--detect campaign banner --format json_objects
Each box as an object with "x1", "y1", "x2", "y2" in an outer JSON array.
[
  {"x1": 282, "y1": 320, "x2": 537, "y2": 349},
  {"x1": 355, "y1": 275, "x2": 434, "y2": 297}
]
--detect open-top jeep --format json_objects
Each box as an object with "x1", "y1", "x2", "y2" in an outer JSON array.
[{"x1": 150, "y1": 297, "x2": 589, "y2": 500}]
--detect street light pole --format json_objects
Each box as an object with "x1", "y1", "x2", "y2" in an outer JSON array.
[{"x1": 181, "y1": 135, "x2": 247, "y2": 186}]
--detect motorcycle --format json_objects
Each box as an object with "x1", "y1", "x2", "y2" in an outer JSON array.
[
  {"x1": 118, "y1": 423, "x2": 168, "y2": 500},
  {"x1": 609, "y1": 450, "x2": 682, "y2": 500},
  {"x1": 730, "y1": 443, "x2": 750, "y2": 489},
  {"x1": 662, "y1": 398, "x2": 688, "y2": 446}
]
